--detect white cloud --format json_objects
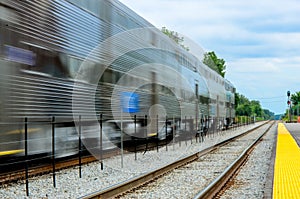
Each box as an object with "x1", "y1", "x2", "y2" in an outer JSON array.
[
  {"x1": 119, "y1": 0, "x2": 300, "y2": 114},
  {"x1": 228, "y1": 58, "x2": 281, "y2": 73}
]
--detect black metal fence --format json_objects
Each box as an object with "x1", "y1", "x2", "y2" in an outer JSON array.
[{"x1": 0, "y1": 114, "x2": 255, "y2": 196}]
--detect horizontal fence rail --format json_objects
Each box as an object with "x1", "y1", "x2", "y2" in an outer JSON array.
[{"x1": 0, "y1": 114, "x2": 255, "y2": 196}]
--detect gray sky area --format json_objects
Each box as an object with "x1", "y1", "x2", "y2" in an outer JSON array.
[{"x1": 119, "y1": 0, "x2": 300, "y2": 114}]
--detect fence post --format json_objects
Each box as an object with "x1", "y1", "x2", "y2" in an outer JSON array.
[
  {"x1": 185, "y1": 116, "x2": 187, "y2": 146},
  {"x1": 134, "y1": 115, "x2": 137, "y2": 160},
  {"x1": 52, "y1": 116, "x2": 56, "y2": 187},
  {"x1": 100, "y1": 114, "x2": 103, "y2": 170},
  {"x1": 212, "y1": 117, "x2": 214, "y2": 135},
  {"x1": 179, "y1": 118, "x2": 181, "y2": 147},
  {"x1": 165, "y1": 116, "x2": 168, "y2": 151},
  {"x1": 143, "y1": 115, "x2": 148, "y2": 154},
  {"x1": 156, "y1": 115, "x2": 159, "y2": 152},
  {"x1": 173, "y1": 116, "x2": 175, "y2": 150},
  {"x1": 78, "y1": 115, "x2": 82, "y2": 178},
  {"x1": 24, "y1": 117, "x2": 29, "y2": 196},
  {"x1": 190, "y1": 116, "x2": 193, "y2": 144}
]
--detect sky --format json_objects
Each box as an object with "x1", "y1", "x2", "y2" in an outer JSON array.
[{"x1": 118, "y1": 0, "x2": 300, "y2": 115}]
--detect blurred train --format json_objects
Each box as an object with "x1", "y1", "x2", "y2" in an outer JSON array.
[{"x1": 0, "y1": 0, "x2": 235, "y2": 159}]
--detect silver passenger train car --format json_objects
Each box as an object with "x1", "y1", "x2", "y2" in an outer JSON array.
[{"x1": 0, "y1": 0, "x2": 235, "y2": 158}]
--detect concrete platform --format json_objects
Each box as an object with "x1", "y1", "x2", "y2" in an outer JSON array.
[{"x1": 273, "y1": 123, "x2": 300, "y2": 198}]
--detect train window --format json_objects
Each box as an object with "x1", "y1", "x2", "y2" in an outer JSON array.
[
  {"x1": 15, "y1": 41, "x2": 71, "y2": 78},
  {"x1": 39, "y1": 52, "x2": 69, "y2": 78},
  {"x1": 68, "y1": 56, "x2": 82, "y2": 78},
  {"x1": 199, "y1": 96, "x2": 209, "y2": 104},
  {"x1": 226, "y1": 102, "x2": 230, "y2": 107},
  {"x1": 101, "y1": 69, "x2": 116, "y2": 84}
]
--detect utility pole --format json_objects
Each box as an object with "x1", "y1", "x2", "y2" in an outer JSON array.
[{"x1": 287, "y1": 91, "x2": 291, "y2": 122}]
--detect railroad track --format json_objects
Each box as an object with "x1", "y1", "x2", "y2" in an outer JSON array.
[
  {"x1": 194, "y1": 121, "x2": 275, "y2": 199},
  {"x1": 213, "y1": 121, "x2": 277, "y2": 199},
  {"x1": 0, "y1": 147, "x2": 127, "y2": 185},
  {"x1": 79, "y1": 121, "x2": 272, "y2": 199},
  {"x1": 0, "y1": 137, "x2": 191, "y2": 185},
  {"x1": 0, "y1": 154, "x2": 97, "y2": 185}
]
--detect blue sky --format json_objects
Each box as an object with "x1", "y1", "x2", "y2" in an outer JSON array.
[{"x1": 119, "y1": 0, "x2": 300, "y2": 115}]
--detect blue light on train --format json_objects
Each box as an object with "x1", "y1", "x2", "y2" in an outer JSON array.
[
  {"x1": 5, "y1": 45, "x2": 36, "y2": 66},
  {"x1": 121, "y1": 92, "x2": 140, "y2": 113}
]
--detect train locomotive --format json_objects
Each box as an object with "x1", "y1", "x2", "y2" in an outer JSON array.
[{"x1": 0, "y1": 0, "x2": 235, "y2": 159}]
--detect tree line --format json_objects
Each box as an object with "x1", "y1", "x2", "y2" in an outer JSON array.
[{"x1": 235, "y1": 93, "x2": 274, "y2": 120}]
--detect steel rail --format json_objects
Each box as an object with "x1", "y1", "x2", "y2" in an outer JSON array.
[
  {"x1": 193, "y1": 121, "x2": 275, "y2": 199},
  {"x1": 80, "y1": 121, "x2": 270, "y2": 199},
  {"x1": 0, "y1": 155, "x2": 97, "y2": 184}
]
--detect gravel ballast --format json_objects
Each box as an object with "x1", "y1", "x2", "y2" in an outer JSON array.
[
  {"x1": 219, "y1": 122, "x2": 277, "y2": 199},
  {"x1": 0, "y1": 123, "x2": 268, "y2": 198},
  {"x1": 118, "y1": 122, "x2": 273, "y2": 198}
]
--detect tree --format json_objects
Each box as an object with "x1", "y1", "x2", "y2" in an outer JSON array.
[
  {"x1": 161, "y1": 27, "x2": 189, "y2": 51},
  {"x1": 263, "y1": 109, "x2": 274, "y2": 119},
  {"x1": 250, "y1": 100, "x2": 262, "y2": 116},
  {"x1": 292, "y1": 104, "x2": 300, "y2": 116},
  {"x1": 235, "y1": 93, "x2": 251, "y2": 116},
  {"x1": 289, "y1": 92, "x2": 300, "y2": 116},
  {"x1": 235, "y1": 93, "x2": 240, "y2": 108},
  {"x1": 235, "y1": 92, "x2": 274, "y2": 119},
  {"x1": 202, "y1": 51, "x2": 226, "y2": 77},
  {"x1": 291, "y1": 92, "x2": 300, "y2": 105},
  {"x1": 236, "y1": 104, "x2": 251, "y2": 116},
  {"x1": 237, "y1": 93, "x2": 250, "y2": 105}
]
